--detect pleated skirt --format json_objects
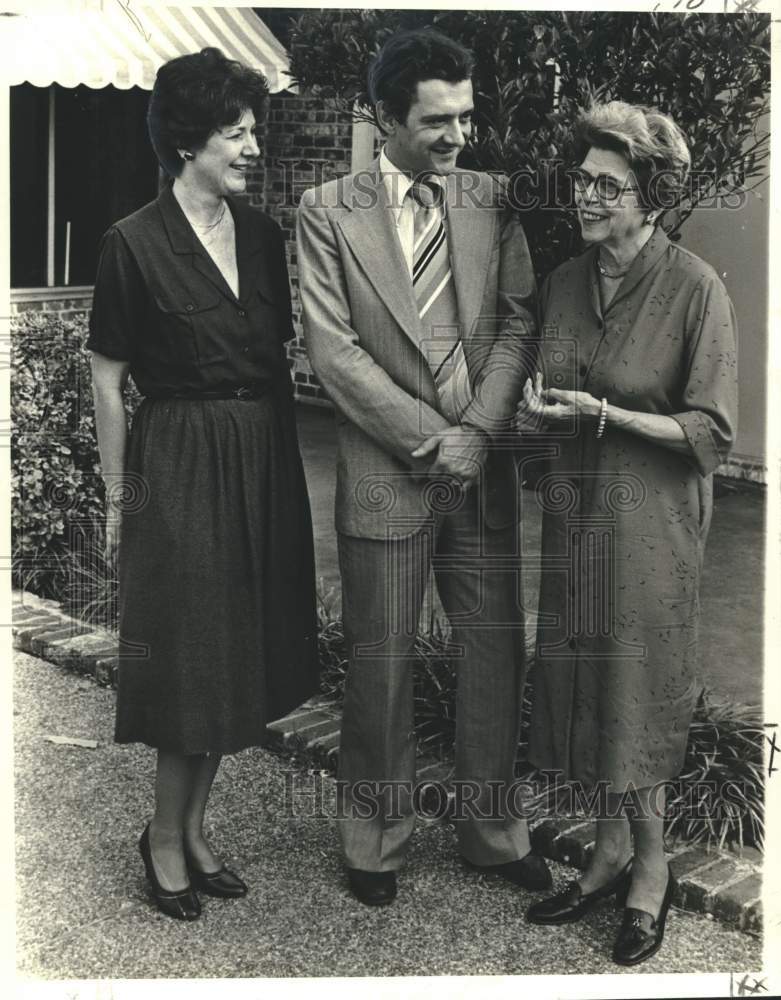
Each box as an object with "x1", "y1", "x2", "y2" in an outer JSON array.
[{"x1": 115, "y1": 386, "x2": 320, "y2": 754}]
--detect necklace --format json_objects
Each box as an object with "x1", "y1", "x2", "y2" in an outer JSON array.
[
  {"x1": 596, "y1": 253, "x2": 630, "y2": 279},
  {"x1": 191, "y1": 201, "x2": 227, "y2": 233}
]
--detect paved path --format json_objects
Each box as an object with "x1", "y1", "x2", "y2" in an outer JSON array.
[
  {"x1": 15, "y1": 648, "x2": 761, "y2": 981},
  {"x1": 295, "y1": 405, "x2": 764, "y2": 707}
]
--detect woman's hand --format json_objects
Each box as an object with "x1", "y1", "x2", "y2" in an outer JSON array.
[
  {"x1": 90, "y1": 352, "x2": 131, "y2": 567},
  {"x1": 515, "y1": 372, "x2": 601, "y2": 430},
  {"x1": 515, "y1": 371, "x2": 547, "y2": 433},
  {"x1": 105, "y1": 512, "x2": 121, "y2": 565},
  {"x1": 540, "y1": 386, "x2": 602, "y2": 421}
]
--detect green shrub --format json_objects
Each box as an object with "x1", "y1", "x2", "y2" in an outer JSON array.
[
  {"x1": 288, "y1": 9, "x2": 770, "y2": 280},
  {"x1": 11, "y1": 309, "x2": 140, "y2": 605}
]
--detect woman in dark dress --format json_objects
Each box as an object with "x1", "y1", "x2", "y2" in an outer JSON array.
[
  {"x1": 516, "y1": 102, "x2": 737, "y2": 964},
  {"x1": 88, "y1": 48, "x2": 319, "y2": 921}
]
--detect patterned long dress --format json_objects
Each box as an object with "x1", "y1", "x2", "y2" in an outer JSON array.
[{"x1": 527, "y1": 226, "x2": 738, "y2": 789}]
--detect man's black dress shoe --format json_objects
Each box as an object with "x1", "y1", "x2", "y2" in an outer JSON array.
[
  {"x1": 139, "y1": 825, "x2": 201, "y2": 921},
  {"x1": 462, "y1": 851, "x2": 553, "y2": 891},
  {"x1": 526, "y1": 858, "x2": 633, "y2": 925},
  {"x1": 185, "y1": 857, "x2": 248, "y2": 899},
  {"x1": 346, "y1": 867, "x2": 397, "y2": 906},
  {"x1": 612, "y1": 865, "x2": 676, "y2": 966}
]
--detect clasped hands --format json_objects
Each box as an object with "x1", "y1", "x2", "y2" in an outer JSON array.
[
  {"x1": 411, "y1": 424, "x2": 489, "y2": 489},
  {"x1": 515, "y1": 371, "x2": 601, "y2": 432}
]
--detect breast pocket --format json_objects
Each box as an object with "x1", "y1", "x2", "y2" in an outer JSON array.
[
  {"x1": 255, "y1": 261, "x2": 288, "y2": 308},
  {"x1": 255, "y1": 283, "x2": 294, "y2": 343},
  {"x1": 153, "y1": 292, "x2": 226, "y2": 366}
]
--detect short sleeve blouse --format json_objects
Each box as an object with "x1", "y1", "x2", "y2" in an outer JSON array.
[{"x1": 87, "y1": 184, "x2": 295, "y2": 397}]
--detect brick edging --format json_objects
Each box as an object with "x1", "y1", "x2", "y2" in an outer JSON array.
[
  {"x1": 12, "y1": 588, "x2": 762, "y2": 936},
  {"x1": 12, "y1": 590, "x2": 119, "y2": 686}
]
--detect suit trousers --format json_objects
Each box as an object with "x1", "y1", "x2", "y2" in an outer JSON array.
[{"x1": 336, "y1": 484, "x2": 531, "y2": 871}]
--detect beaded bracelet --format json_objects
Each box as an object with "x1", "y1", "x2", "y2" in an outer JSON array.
[{"x1": 596, "y1": 397, "x2": 608, "y2": 438}]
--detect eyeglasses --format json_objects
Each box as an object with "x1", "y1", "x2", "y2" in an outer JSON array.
[{"x1": 570, "y1": 168, "x2": 637, "y2": 204}]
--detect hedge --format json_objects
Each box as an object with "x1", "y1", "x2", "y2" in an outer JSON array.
[
  {"x1": 11, "y1": 310, "x2": 140, "y2": 623},
  {"x1": 287, "y1": 9, "x2": 770, "y2": 281}
]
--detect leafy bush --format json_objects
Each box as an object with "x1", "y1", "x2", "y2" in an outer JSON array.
[
  {"x1": 288, "y1": 9, "x2": 770, "y2": 279},
  {"x1": 11, "y1": 309, "x2": 140, "y2": 607}
]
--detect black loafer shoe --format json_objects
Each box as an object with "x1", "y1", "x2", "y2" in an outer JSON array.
[
  {"x1": 612, "y1": 865, "x2": 676, "y2": 966},
  {"x1": 139, "y1": 825, "x2": 201, "y2": 922},
  {"x1": 526, "y1": 858, "x2": 633, "y2": 925},
  {"x1": 188, "y1": 863, "x2": 248, "y2": 899},
  {"x1": 346, "y1": 867, "x2": 397, "y2": 906},
  {"x1": 462, "y1": 851, "x2": 553, "y2": 891}
]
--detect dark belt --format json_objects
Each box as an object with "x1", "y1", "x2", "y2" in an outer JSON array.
[{"x1": 144, "y1": 382, "x2": 271, "y2": 401}]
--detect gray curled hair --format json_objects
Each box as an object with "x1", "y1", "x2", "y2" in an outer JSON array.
[{"x1": 573, "y1": 101, "x2": 691, "y2": 215}]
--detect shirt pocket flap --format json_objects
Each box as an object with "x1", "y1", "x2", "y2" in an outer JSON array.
[{"x1": 153, "y1": 291, "x2": 221, "y2": 315}]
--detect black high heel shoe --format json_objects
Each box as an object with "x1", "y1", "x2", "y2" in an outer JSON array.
[
  {"x1": 139, "y1": 825, "x2": 201, "y2": 921},
  {"x1": 526, "y1": 858, "x2": 633, "y2": 925},
  {"x1": 612, "y1": 864, "x2": 676, "y2": 966},
  {"x1": 184, "y1": 845, "x2": 248, "y2": 899}
]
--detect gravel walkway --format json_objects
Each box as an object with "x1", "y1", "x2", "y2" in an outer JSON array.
[{"x1": 14, "y1": 649, "x2": 762, "y2": 985}]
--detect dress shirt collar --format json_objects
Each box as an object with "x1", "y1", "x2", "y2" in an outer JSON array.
[
  {"x1": 380, "y1": 146, "x2": 415, "y2": 229},
  {"x1": 379, "y1": 147, "x2": 447, "y2": 221}
]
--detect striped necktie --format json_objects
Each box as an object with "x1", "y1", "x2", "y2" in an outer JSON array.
[{"x1": 409, "y1": 178, "x2": 472, "y2": 423}]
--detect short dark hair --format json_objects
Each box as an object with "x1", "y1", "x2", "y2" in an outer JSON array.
[
  {"x1": 368, "y1": 28, "x2": 474, "y2": 128},
  {"x1": 147, "y1": 47, "x2": 269, "y2": 177}
]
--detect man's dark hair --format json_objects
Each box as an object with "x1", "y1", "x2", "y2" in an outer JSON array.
[
  {"x1": 368, "y1": 28, "x2": 474, "y2": 129},
  {"x1": 147, "y1": 47, "x2": 269, "y2": 177}
]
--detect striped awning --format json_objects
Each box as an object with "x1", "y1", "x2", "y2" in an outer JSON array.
[{"x1": 0, "y1": 4, "x2": 291, "y2": 92}]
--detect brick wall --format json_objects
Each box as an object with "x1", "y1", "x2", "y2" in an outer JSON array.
[
  {"x1": 11, "y1": 287, "x2": 93, "y2": 321},
  {"x1": 259, "y1": 91, "x2": 354, "y2": 405}
]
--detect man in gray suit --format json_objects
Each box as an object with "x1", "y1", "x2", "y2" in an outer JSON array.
[{"x1": 296, "y1": 28, "x2": 549, "y2": 905}]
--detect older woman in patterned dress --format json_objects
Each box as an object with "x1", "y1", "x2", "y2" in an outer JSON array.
[{"x1": 517, "y1": 101, "x2": 737, "y2": 965}]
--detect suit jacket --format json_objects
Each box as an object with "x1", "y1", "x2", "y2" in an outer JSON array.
[{"x1": 296, "y1": 160, "x2": 537, "y2": 539}]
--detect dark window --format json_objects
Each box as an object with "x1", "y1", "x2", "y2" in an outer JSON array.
[
  {"x1": 10, "y1": 85, "x2": 48, "y2": 289},
  {"x1": 11, "y1": 83, "x2": 158, "y2": 288}
]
